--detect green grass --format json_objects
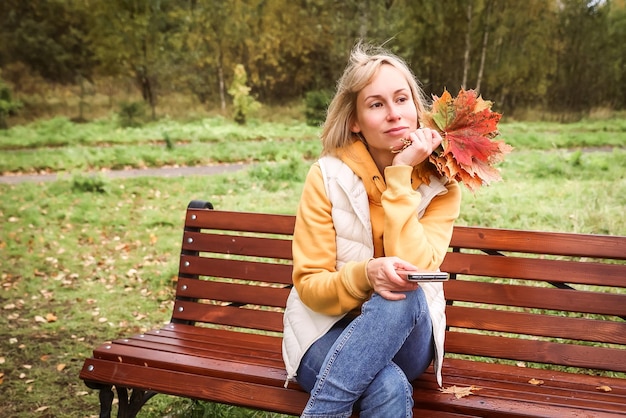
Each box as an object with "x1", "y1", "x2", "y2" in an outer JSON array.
[{"x1": 0, "y1": 116, "x2": 625, "y2": 417}]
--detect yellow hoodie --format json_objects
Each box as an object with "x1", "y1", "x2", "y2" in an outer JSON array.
[{"x1": 292, "y1": 140, "x2": 461, "y2": 316}]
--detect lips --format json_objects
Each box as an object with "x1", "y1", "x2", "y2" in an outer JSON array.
[{"x1": 385, "y1": 126, "x2": 408, "y2": 135}]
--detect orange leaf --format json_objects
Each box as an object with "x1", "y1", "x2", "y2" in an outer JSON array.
[
  {"x1": 528, "y1": 378, "x2": 545, "y2": 386},
  {"x1": 596, "y1": 385, "x2": 612, "y2": 392}
]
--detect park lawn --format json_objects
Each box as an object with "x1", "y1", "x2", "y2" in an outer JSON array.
[{"x1": 0, "y1": 118, "x2": 625, "y2": 417}]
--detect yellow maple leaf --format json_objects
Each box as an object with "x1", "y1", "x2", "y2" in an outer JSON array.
[{"x1": 439, "y1": 385, "x2": 482, "y2": 399}]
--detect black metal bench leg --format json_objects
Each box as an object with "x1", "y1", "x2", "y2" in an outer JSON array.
[
  {"x1": 115, "y1": 386, "x2": 158, "y2": 418},
  {"x1": 98, "y1": 385, "x2": 115, "y2": 418},
  {"x1": 129, "y1": 389, "x2": 158, "y2": 417}
]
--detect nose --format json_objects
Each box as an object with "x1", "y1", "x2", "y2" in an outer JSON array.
[{"x1": 387, "y1": 104, "x2": 401, "y2": 120}]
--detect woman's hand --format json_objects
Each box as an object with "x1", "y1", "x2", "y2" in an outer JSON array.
[
  {"x1": 366, "y1": 257, "x2": 420, "y2": 301},
  {"x1": 392, "y1": 127, "x2": 443, "y2": 167}
]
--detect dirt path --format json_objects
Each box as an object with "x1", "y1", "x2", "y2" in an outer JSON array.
[{"x1": 0, "y1": 163, "x2": 250, "y2": 185}]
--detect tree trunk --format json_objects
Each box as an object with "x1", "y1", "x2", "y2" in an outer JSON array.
[
  {"x1": 476, "y1": 0, "x2": 493, "y2": 93},
  {"x1": 462, "y1": 1, "x2": 473, "y2": 89},
  {"x1": 218, "y1": 48, "x2": 226, "y2": 112}
]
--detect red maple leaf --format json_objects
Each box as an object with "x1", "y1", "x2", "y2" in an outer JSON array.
[{"x1": 421, "y1": 88, "x2": 512, "y2": 191}]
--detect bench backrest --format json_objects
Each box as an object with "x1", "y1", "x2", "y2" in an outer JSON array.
[{"x1": 174, "y1": 204, "x2": 626, "y2": 374}]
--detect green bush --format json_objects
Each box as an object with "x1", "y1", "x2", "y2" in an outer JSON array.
[
  {"x1": 228, "y1": 64, "x2": 261, "y2": 125},
  {"x1": 304, "y1": 90, "x2": 332, "y2": 127},
  {"x1": 0, "y1": 78, "x2": 22, "y2": 129},
  {"x1": 70, "y1": 173, "x2": 110, "y2": 193},
  {"x1": 118, "y1": 101, "x2": 146, "y2": 128}
]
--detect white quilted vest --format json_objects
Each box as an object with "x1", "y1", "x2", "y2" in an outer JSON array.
[{"x1": 282, "y1": 156, "x2": 447, "y2": 386}]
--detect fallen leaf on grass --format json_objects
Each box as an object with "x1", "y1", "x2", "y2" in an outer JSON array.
[
  {"x1": 596, "y1": 385, "x2": 612, "y2": 392},
  {"x1": 34, "y1": 406, "x2": 49, "y2": 412},
  {"x1": 528, "y1": 378, "x2": 545, "y2": 386},
  {"x1": 56, "y1": 363, "x2": 66, "y2": 372},
  {"x1": 439, "y1": 385, "x2": 482, "y2": 399}
]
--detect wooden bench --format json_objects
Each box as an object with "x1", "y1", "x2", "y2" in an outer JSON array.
[{"x1": 79, "y1": 200, "x2": 626, "y2": 417}]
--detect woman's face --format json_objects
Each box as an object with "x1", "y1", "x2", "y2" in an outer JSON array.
[{"x1": 351, "y1": 64, "x2": 418, "y2": 156}]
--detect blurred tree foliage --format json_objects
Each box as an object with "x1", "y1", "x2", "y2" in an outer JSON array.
[{"x1": 0, "y1": 0, "x2": 624, "y2": 119}]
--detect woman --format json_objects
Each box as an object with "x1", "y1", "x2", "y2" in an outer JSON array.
[{"x1": 282, "y1": 42, "x2": 462, "y2": 418}]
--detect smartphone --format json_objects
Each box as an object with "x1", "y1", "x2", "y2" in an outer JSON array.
[{"x1": 397, "y1": 270, "x2": 449, "y2": 282}]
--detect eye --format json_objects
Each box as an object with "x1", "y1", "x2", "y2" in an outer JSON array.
[
  {"x1": 369, "y1": 102, "x2": 383, "y2": 109},
  {"x1": 397, "y1": 96, "x2": 409, "y2": 104}
]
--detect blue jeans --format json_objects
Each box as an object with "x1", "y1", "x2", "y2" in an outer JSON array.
[{"x1": 296, "y1": 288, "x2": 434, "y2": 418}]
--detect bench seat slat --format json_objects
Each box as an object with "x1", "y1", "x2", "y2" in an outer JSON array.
[
  {"x1": 415, "y1": 378, "x2": 626, "y2": 417},
  {"x1": 95, "y1": 340, "x2": 285, "y2": 373},
  {"x1": 450, "y1": 226, "x2": 626, "y2": 260},
  {"x1": 182, "y1": 231, "x2": 293, "y2": 260},
  {"x1": 176, "y1": 277, "x2": 290, "y2": 308},
  {"x1": 445, "y1": 280, "x2": 626, "y2": 316},
  {"x1": 441, "y1": 252, "x2": 626, "y2": 287},
  {"x1": 80, "y1": 358, "x2": 308, "y2": 415},
  {"x1": 445, "y1": 331, "x2": 626, "y2": 372},
  {"x1": 148, "y1": 323, "x2": 282, "y2": 352},
  {"x1": 172, "y1": 300, "x2": 284, "y2": 332},
  {"x1": 433, "y1": 367, "x2": 626, "y2": 416},
  {"x1": 179, "y1": 255, "x2": 293, "y2": 285},
  {"x1": 118, "y1": 334, "x2": 284, "y2": 362},
  {"x1": 441, "y1": 358, "x2": 626, "y2": 391},
  {"x1": 447, "y1": 305, "x2": 626, "y2": 344}
]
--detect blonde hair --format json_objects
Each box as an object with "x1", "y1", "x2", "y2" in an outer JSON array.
[{"x1": 321, "y1": 42, "x2": 428, "y2": 155}]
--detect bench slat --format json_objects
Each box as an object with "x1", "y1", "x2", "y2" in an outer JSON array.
[
  {"x1": 450, "y1": 226, "x2": 626, "y2": 260},
  {"x1": 150, "y1": 323, "x2": 283, "y2": 352},
  {"x1": 92, "y1": 342, "x2": 287, "y2": 385},
  {"x1": 172, "y1": 300, "x2": 284, "y2": 332},
  {"x1": 121, "y1": 334, "x2": 284, "y2": 362},
  {"x1": 186, "y1": 209, "x2": 296, "y2": 235},
  {"x1": 447, "y1": 305, "x2": 626, "y2": 344},
  {"x1": 179, "y1": 255, "x2": 293, "y2": 285},
  {"x1": 176, "y1": 277, "x2": 290, "y2": 308},
  {"x1": 441, "y1": 252, "x2": 626, "y2": 287},
  {"x1": 182, "y1": 231, "x2": 293, "y2": 260},
  {"x1": 445, "y1": 332, "x2": 626, "y2": 372},
  {"x1": 445, "y1": 280, "x2": 626, "y2": 316},
  {"x1": 80, "y1": 358, "x2": 309, "y2": 415},
  {"x1": 441, "y1": 358, "x2": 626, "y2": 391}
]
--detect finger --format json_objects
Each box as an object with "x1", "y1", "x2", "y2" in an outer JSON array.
[{"x1": 378, "y1": 290, "x2": 407, "y2": 301}]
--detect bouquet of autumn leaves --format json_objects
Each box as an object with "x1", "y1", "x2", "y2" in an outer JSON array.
[{"x1": 421, "y1": 88, "x2": 512, "y2": 192}]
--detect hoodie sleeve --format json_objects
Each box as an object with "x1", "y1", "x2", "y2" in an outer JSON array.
[
  {"x1": 291, "y1": 164, "x2": 372, "y2": 316},
  {"x1": 382, "y1": 165, "x2": 461, "y2": 270}
]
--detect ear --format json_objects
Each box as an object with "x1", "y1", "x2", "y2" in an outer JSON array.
[{"x1": 350, "y1": 118, "x2": 361, "y2": 134}]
